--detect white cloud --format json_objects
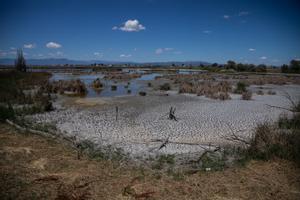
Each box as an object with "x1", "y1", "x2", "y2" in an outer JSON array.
[
  {"x1": 46, "y1": 42, "x2": 62, "y2": 48},
  {"x1": 155, "y1": 48, "x2": 174, "y2": 54},
  {"x1": 248, "y1": 48, "x2": 256, "y2": 52},
  {"x1": 203, "y1": 30, "x2": 212, "y2": 34},
  {"x1": 24, "y1": 43, "x2": 35, "y2": 49},
  {"x1": 260, "y1": 56, "x2": 267, "y2": 60},
  {"x1": 120, "y1": 54, "x2": 132, "y2": 58},
  {"x1": 94, "y1": 52, "x2": 103, "y2": 57},
  {"x1": 10, "y1": 47, "x2": 16, "y2": 50},
  {"x1": 223, "y1": 15, "x2": 230, "y2": 19},
  {"x1": 238, "y1": 11, "x2": 250, "y2": 16},
  {"x1": 114, "y1": 19, "x2": 146, "y2": 32}
]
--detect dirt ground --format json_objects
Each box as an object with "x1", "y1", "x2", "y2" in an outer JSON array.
[{"x1": 1, "y1": 123, "x2": 300, "y2": 200}]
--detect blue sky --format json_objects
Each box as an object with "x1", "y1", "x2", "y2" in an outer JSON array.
[{"x1": 0, "y1": 0, "x2": 300, "y2": 65}]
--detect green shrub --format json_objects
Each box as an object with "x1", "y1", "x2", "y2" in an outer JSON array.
[
  {"x1": 111, "y1": 85, "x2": 117, "y2": 91},
  {"x1": 278, "y1": 113, "x2": 300, "y2": 130},
  {"x1": 91, "y1": 78, "x2": 103, "y2": 89},
  {"x1": 0, "y1": 104, "x2": 15, "y2": 122},
  {"x1": 234, "y1": 82, "x2": 247, "y2": 94},
  {"x1": 160, "y1": 83, "x2": 171, "y2": 91},
  {"x1": 247, "y1": 117, "x2": 300, "y2": 165},
  {"x1": 139, "y1": 91, "x2": 146, "y2": 96}
]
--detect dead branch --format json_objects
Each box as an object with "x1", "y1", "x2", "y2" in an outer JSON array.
[
  {"x1": 33, "y1": 175, "x2": 60, "y2": 182},
  {"x1": 190, "y1": 146, "x2": 221, "y2": 163},
  {"x1": 116, "y1": 106, "x2": 119, "y2": 121},
  {"x1": 265, "y1": 104, "x2": 294, "y2": 112},
  {"x1": 221, "y1": 123, "x2": 250, "y2": 145},
  {"x1": 158, "y1": 137, "x2": 170, "y2": 150},
  {"x1": 283, "y1": 91, "x2": 297, "y2": 109},
  {"x1": 168, "y1": 106, "x2": 177, "y2": 121},
  {"x1": 134, "y1": 191, "x2": 156, "y2": 199},
  {"x1": 265, "y1": 91, "x2": 298, "y2": 113}
]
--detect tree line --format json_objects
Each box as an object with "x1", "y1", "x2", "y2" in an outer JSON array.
[
  {"x1": 13, "y1": 48, "x2": 300, "y2": 74},
  {"x1": 281, "y1": 60, "x2": 300, "y2": 73}
]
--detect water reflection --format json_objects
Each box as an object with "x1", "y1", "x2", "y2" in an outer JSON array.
[{"x1": 50, "y1": 72, "x2": 158, "y2": 97}]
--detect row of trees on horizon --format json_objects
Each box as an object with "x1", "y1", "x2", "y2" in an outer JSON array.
[{"x1": 13, "y1": 49, "x2": 300, "y2": 74}]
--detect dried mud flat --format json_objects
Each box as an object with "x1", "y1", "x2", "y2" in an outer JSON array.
[{"x1": 28, "y1": 84, "x2": 300, "y2": 160}]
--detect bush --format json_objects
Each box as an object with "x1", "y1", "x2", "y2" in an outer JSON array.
[
  {"x1": 47, "y1": 79, "x2": 87, "y2": 95},
  {"x1": 139, "y1": 91, "x2": 146, "y2": 96},
  {"x1": 241, "y1": 91, "x2": 252, "y2": 100},
  {"x1": 256, "y1": 90, "x2": 264, "y2": 95},
  {"x1": 245, "y1": 100, "x2": 300, "y2": 165},
  {"x1": 160, "y1": 83, "x2": 171, "y2": 91},
  {"x1": 91, "y1": 78, "x2": 103, "y2": 89},
  {"x1": 179, "y1": 82, "x2": 194, "y2": 93},
  {"x1": 111, "y1": 85, "x2": 117, "y2": 91},
  {"x1": 247, "y1": 120, "x2": 300, "y2": 164},
  {"x1": 267, "y1": 90, "x2": 276, "y2": 95},
  {"x1": 218, "y1": 92, "x2": 231, "y2": 100},
  {"x1": 0, "y1": 104, "x2": 15, "y2": 122},
  {"x1": 234, "y1": 82, "x2": 247, "y2": 94},
  {"x1": 179, "y1": 81, "x2": 232, "y2": 100},
  {"x1": 278, "y1": 113, "x2": 300, "y2": 130}
]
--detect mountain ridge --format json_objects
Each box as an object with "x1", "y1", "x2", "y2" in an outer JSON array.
[{"x1": 0, "y1": 58, "x2": 210, "y2": 66}]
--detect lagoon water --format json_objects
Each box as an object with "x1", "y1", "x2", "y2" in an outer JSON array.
[{"x1": 50, "y1": 71, "x2": 161, "y2": 97}]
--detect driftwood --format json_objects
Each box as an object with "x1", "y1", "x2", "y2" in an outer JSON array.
[
  {"x1": 159, "y1": 106, "x2": 178, "y2": 121},
  {"x1": 116, "y1": 106, "x2": 119, "y2": 121},
  {"x1": 158, "y1": 137, "x2": 170, "y2": 150},
  {"x1": 168, "y1": 107, "x2": 177, "y2": 121}
]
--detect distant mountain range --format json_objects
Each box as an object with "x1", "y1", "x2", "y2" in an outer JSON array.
[{"x1": 0, "y1": 58, "x2": 210, "y2": 66}]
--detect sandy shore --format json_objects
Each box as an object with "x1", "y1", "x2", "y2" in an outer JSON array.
[{"x1": 28, "y1": 84, "x2": 300, "y2": 159}]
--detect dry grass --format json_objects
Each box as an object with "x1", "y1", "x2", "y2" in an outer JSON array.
[
  {"x1": 91, "y1": 78, "x2": 103, "y2": 90},
  {"x1": 45, "y1": 79, "x2": 87, "y2": 96},
  {"x1": 241, "y1": 91, "x2": 252, "y2": 100},
  {"x1": 103, "y1": 72, "x2": 141, "y2": 80},
  {"x1": 179, "y1": 81, "x2": 232, "y2": 100},
  {"x1": 0, "y1": 123, "x2": 300, "y2": 199}
]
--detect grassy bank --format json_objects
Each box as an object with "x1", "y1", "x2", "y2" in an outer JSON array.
[
  {"x1": 1, "y1": 123, "x2": 299, "y2": 200},
  {"x1": 0, "y1": 70, "x2": 52, "y2": 121}
]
